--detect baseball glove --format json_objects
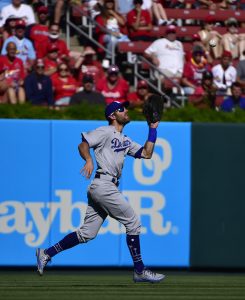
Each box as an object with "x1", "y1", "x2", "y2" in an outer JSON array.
[{"x1": 143, "y1": 94, "x2": 164, "y2": 124}]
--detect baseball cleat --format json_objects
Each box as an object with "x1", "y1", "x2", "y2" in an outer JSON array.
[
  {"x1": 133, "y1": 269, "x2": 165, "y2": 283},
  {"x1": 36, "y1": 248, "x2": 50, "y2": 276}
]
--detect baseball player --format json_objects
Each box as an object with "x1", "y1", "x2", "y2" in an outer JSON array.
[{"x1": 36, "y1": 101, "x2": 165, "y2": 283}]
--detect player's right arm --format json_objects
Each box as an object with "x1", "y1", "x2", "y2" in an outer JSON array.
[
  {"x1": 79, "y1": 127, "x2": 109, "y2": 178},
  {"x1": 78, "y1": 141, "x2": 94, "y2": 179}
]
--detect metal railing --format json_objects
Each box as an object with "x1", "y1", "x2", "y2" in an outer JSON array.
[
  {"x1": 66, "y1": 4, "x2": 186, "y2": 107},
  {"x1": 66, "y1": 4, "x2": 116, "y2": 64},
  {"x1": 135, "y1": 55, "x2": 186, "y2": 107}
]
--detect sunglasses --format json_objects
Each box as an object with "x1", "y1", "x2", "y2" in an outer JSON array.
[
  {"x1": 59, "y1": 68, "x2": 68, "y2": 71},
  {"x1": 115, "y1": 107, "x2": 125, "y2": 113}
]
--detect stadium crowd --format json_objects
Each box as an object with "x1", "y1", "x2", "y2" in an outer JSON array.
[{"x1": 0, "y1": 0, "x2": 245, "y2": 112}]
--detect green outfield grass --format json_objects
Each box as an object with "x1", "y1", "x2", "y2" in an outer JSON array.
[{"x1": 0, "y1": 269, "x2": 245, "y2": 300}]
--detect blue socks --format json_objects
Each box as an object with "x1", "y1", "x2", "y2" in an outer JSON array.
[
  {"x1": 44, "y1": 232, "x2": 145, "y2": 274},
  {"x1": 45, "y1": 232, "x2": 80, "y2": 258},
  {"x1": 126, "y1": 235, "x2": 145, "y2": 274}
]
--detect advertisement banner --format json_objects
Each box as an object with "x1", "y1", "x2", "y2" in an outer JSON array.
[{"x1": 0, "y1": 120, "x2": 191, "y2": 266}]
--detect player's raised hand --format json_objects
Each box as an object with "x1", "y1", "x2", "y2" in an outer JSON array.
[{"x1": 80, "y1": 159, "x2": 94, "y2": 179}]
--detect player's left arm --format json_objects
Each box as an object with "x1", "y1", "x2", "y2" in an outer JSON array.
[{"x1": 141, "y1": 122, "x2": 159, "y2": 159}]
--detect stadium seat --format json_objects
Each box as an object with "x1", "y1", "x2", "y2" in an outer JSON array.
[
  {"x1": 118, "y1": 42, "x2": 151, "y2": 54},
  {"x1": 118, "y1": 41, "x2": 193, "y2": 55},
  {"x1": 150, "y1": 26, "x2": 245, "y2": 39},
  {"x1": 72, "y1": 6, "x2": 245, "y2": 23},
  {"x1": 164, "y1": 8, "x2": 245, "y2": 22}
]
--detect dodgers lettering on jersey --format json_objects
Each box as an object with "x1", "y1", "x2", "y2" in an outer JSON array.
[
  {"x1": 111, "y1": 138, "x2": 131, "y2": 152},
  {"x1": 82, "y1": 126, "x2": 142, "y2": 178}
]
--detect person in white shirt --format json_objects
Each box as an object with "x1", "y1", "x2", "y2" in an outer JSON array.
[
  {"x1": 212, "y1": 50, "x2": 237, "y2": 95},
  {"x1": 0, "y1": 0, "x2": 35, "y2": 28},
  {"x1": 144, "y1": 25, "x2": 184, "y2": 79}
]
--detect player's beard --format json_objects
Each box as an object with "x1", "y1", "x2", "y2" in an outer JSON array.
[{"x1": 116, "y1": 114, "x2": 130, "y2": 126}]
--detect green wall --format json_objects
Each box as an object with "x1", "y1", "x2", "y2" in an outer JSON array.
[{"x1": 191, "y1": 123, "x2": 245, "y2": 268}]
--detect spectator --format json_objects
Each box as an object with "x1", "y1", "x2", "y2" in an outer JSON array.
[
  {"x1": 24, "y1": 58, "x2": 53, "y2": 106},
  {"x1": 43, "y1": 43, "x2": 62, "y2": 76},
  {"x1": 2, "y1": 15, "x2": 20, "y2": 41},
  {"x1": 198, "y1": 16, "x2": 222, "y2": 59},
  {"x1": 126, "y1": 0, "x2": 153, "y2": 41},
  {"x1": 186, "y1": 33, "x2": 213, "y2": 64},
  {"x1": 144, "y1": 25, "x2": 184, "y2": 80},
  {"x1": 53, "y1": 0, "x2": 66, "y2": 25},
  {"x1": 127, "y1": 79, "x2": 150, "y2": 108},
  {"x1": 43, "y1": 22, "x2": 70, "y2": 61},
  {"x1": 53, "y1": 0, "x2": 81, "y2": 24},
  {"x1": 236, "y1": 52, "x2": 245, "y2": 88},
  {"x1": 148, "y1": 0, "x2": 173, "y2": 26},
  {"x1": 95, "y1": 0, "x2": 129, "y2": 59},
  {"x1": 96, "y1": 64, "x2": 129, "y2": 104},
  {"x1": 212, "y1": 50, "x2": 237, "y2": 95},
  {"x1": 1, "y1": 19, "x2": 36, "y2": 72},
  {"x1": 181, "y1": 46, "x2": 211, "y2": 95},
  {"x1": 0, "y1": 41, "x2": 25, "y2": 104},
  {"x1": 0, "y1": 0, "x2": 35, "y2": 28},
  {"x1": 29, "y1": 6, "x2": 49, "y2": 59},
  {"x1": 0, "y1": 62, "x2": 8, "y2": 103},
  {"x1": 74, "y1": 46, "x2": 105, "y2": 85},
  {"x1": 42, "y1": 22, "x2": 81, "y2": 62},
  {"x1": 221, "y1": 17, "x2": 240, "y2": 59},
  {"x1": 220, "y1": 81, "x2": 245, "y2": 111},
  {"x1": 51, "y1": 62, "x2": 78, "y2": 106},
  {"x1": 189, "y1": 70, "x2": 217, "y2": 109},
  {"x1": 70, "y1": 73, "x2": 105, "y2": 105}
]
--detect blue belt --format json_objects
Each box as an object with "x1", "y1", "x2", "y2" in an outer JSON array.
[{"x1": 95, "y1": 172, "x2": 119, "y2": 187}]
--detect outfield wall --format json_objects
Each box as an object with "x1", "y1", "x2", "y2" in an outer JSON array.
[
  {"x1": 1, "y1": 120, "x2": 245, "y2": 268},
  {"x1": 0, "y1": 120, "x2": 191, "y2": 267},
  {"x1": 191, "y1": 124, "x2": 245, "y2": 268}
]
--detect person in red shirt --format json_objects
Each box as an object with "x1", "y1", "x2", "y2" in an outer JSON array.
[
  {"x1": 29, "y1": 6, "x2": 49, "y2": 59},
  {"x1": 42, "y1": 22, "x2": 70, "y2": 61},
  {"x1": 189, "y1": 70, "x2": 217, "y2": 109},
  {"x1": 0, "y1": 61, "x2": 8, "y2": 103},
  {"x1": 181, "y1": 46, "x2": 212, "y2": 95},
  {"x1": 126, "y1": 0, "x2": 153, "y2": 41},
  {"x1": 127, "y1": 80, "x2": 150, "y2": 108},
  {"x1": 43, "y1": 43, "x2": 62, "y2": 76},
  {"x1": 74, "y1": 46, "x2": 105, "y2": 85},
  {"x1": 42, "y1": 22, "x2": 81, "y2": 63},
  {"x1": 96, "y1": 64, "x2": 129, "y2": 104},
  {"x1": 51, "y1": 62, "x2": 78, "y2": 106},
  {"x1": 0, "y1": 41, "x2": 25, "y2": 104}
]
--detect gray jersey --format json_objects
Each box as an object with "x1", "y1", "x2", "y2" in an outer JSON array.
[{"x1": 82, "y1": 125, "x2": 142, "y2": 178}]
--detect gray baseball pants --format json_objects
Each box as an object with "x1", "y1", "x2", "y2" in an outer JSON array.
[{"x1": 76, "y1": 177, "x2": 141, "y2": 243}]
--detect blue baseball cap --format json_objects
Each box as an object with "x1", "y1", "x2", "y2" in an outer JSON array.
[{"x1": 105, "y1": 101, "x2": 129, "y2": 119}]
